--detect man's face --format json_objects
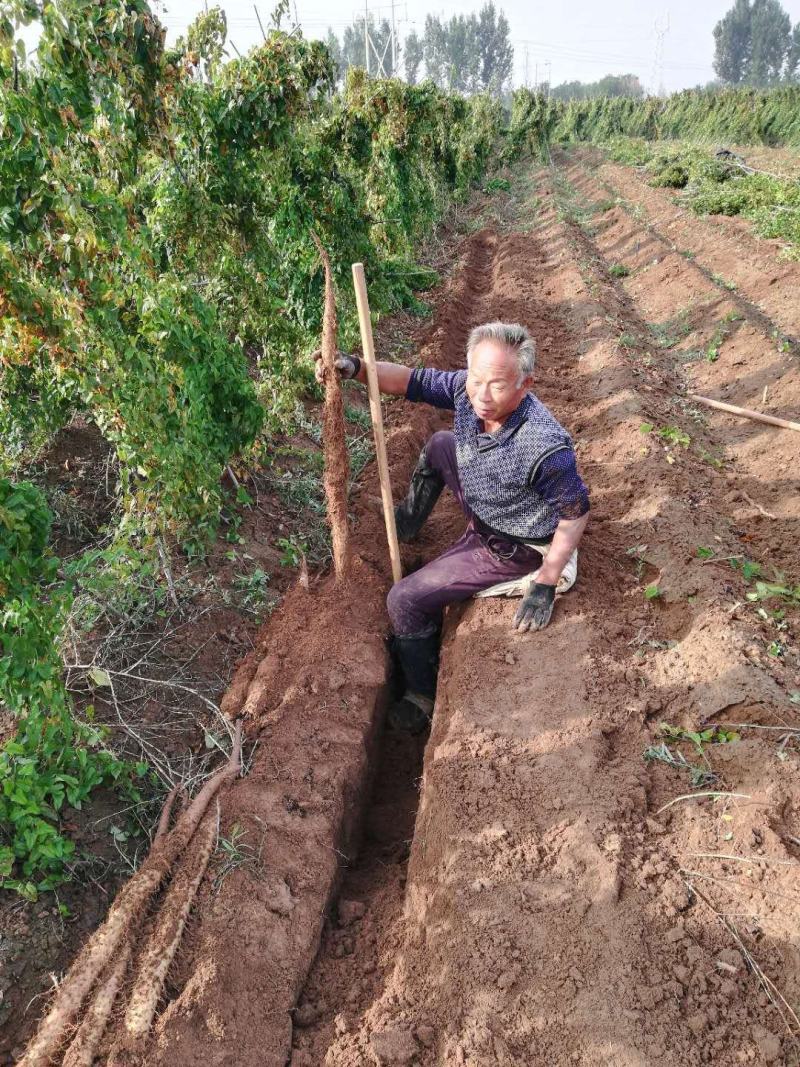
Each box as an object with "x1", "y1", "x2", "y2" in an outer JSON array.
[{"x1": 465, "y1": 340, "x2": 531, "y2": 425}]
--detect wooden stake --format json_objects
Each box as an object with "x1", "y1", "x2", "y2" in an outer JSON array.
[
  {"x1": 689, "y1": 393, "x2": 800, "y2": 433},
  {"x1": 352, "y1": 263, "x2": 403, "y2": 584}
]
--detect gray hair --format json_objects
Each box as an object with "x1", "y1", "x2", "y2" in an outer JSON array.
[{"x1": 466, "y1": 322, "x2": 536, "y2": 384}]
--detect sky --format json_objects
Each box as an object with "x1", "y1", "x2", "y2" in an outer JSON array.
[{"x1": 19, "y1": 0, "x2": 800, "y2": 93}]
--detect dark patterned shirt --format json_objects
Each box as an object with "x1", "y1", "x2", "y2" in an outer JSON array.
[{"x1": 406, "y1": 367, "x2": 589, "y2": 540}]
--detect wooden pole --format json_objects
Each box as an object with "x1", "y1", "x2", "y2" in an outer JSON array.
[
  {"x1": 689, "y1": 393, "x2": 800, "y2": 434},
  {"x1": 352, "y1": 263, "x2": 403, "y2": 584}
]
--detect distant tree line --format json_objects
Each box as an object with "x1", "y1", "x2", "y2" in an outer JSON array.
[
  {"x1": 714, "y1": 0, "x2": 800, "y2": 85},
  {"x1": 549, "y1": 74, "x2": 645, "y2": 101},
  {"x1": 325, "y1": 2, "x2": 513, "y2": 94}
]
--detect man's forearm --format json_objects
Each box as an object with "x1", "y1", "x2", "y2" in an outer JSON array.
[
  {"x1": 353, "y1": 360, "x2": 412, "y2": 396},
  {"x1": 536, "y1": 513, "x2": 589, "y2": 585}
]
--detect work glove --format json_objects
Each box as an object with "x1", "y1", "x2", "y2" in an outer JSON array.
[
  {"x1": 513, "y1": 581, "x2": 556, "y2": 633},
  {"x1": 313, "y1": 349, "x2": 361, "y2": 384}
]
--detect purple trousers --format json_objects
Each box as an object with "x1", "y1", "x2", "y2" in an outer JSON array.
[{"x1": 387, "y1": 431, "x2": 544, "y2": 636}]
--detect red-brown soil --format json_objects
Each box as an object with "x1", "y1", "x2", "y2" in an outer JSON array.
[{"x1": 13, "y1": 155, "x2": 800, "y2": 1066}]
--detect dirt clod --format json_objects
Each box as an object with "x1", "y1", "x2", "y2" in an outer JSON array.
[
  {"x1": 337, "y1": 899, "x2": 366, "y2": 927},
  {"x1": 370, "y1": 1026, "x2": 418, "y2": 1064}
]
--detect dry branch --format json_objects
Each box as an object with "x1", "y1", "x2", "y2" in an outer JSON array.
[
  {"x1": 19, "y1": 722, "x2": 242, "y2": 1067},
  {"x1": 61, "y1": 946, "x2": 132, "y2": 1067},
  {"x1": 311, "y1": 229, "x2": 351, "y2": 582}
]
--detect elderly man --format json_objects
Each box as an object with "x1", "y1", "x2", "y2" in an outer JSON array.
[{"x1": 320, "y1": 321, "x2": 589, "y2": 732}]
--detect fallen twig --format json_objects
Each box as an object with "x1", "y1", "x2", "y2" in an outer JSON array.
[
  {"x1": 655, "y1": 790, "x2": 751, "y2": 815},
  {"x1": 741, "y1": 490, "x2": 777, "y2": 520},
  {"x1": 686, "y1": 880, "x2": 800, "y2": 1041}
]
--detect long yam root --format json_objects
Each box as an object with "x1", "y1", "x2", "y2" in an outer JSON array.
[
  {"x1": 61, "y1": 945, "x2": 132, "y2": 1067},
  {"x1": 311, "y1": 229, "x2": 351, "y2": 582},
  {"x1": 155, "y1": 785, "x2": 180, "y2": 841},
  {"x1": 109, "y1": 805, "x2": 219, "y2": 1064},
  {"x1": 19, "y1": 722, "x2": 242, "y2": 1067}
]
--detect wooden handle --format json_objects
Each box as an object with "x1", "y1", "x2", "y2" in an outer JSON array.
[
  {"x1": 352, "y1": 263, "x2": 403, "y2": 584},
  {"x1": 689, "y1": 393, "x2": 800, "y2": 433}
]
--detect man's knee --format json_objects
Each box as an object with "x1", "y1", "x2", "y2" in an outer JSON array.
[
  {"x1": 423, "y1": 430, "x2": 455, "y2": 471},
  {"x1": 387, "y1": 578, "x2": 411, "y2": 626},
  {"x1": 387, "y1": 576, "x2": 431, "y2": 636}
]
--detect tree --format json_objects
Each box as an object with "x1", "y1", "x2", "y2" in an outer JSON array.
[
  {"x1": 750, "y1": 0, "x2": 792, "y2": 84},
  {"x1": 330, "y1": 15, "x2": 395, "y2": 78},
  {"x1": 713, "y1": 0, "x2": 797, "y2": 85},
  {"x1": 325, "y1": 28, "x2": 343, "y2": 82},
  {"x1": 420, "y1": 5, "x2": 512, "y2": 94},
  {"x1": 475, "y1": 2, "x2": 513, "y2": 92},
  {"x1": 404, "y1": 29, "x2": 423, "y2": 85}
]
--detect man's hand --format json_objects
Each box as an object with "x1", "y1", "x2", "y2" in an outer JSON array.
[
  {"x1": 313, "y1": 349, "x2": 361, "y2": 384},
  {"x1": 513, "y1": 582, "x2": 556, "y2": 633}
]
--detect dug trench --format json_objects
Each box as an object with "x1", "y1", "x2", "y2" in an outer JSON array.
[
  {"x1": 286, "y1": 169, "x2": 800, "y2": 1064},
  {"x1": 30, "y1": 164, "x2": 798, "y2": 1065}
]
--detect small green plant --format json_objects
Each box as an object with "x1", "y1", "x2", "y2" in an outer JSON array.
[
  {"x1": 696, "y1": 546, "x2": 715, "y2": 560},
  {"x1": 643, "y1": 742, "x2": 716, "y2": 788},
  {"x1": 746, "y1": 577, "x2": 800, "y2": 608},
  {"x1": 644, "y1": 582, "x2": 662, "y2": 600},
  {"x1": 698, "y1": 448, "x2": 725, "y2": 470},
  {"x1": 213, "y1": 823, "x2": 262, "y2": 893},
  {"x1": 657, "y1": 426, "x2": 691, "y2": 448},
  {"x1": 626, "y1": 543, "x2": 649, "y2": 580},
  {"x1": 484, "y1": 177, "x2": 511, "y2": 193},
  {"x1": 277, "y1": 535, "x2": 307, "y2": 568},
  {"x1": 0, "y1": 480, "x2": 142, "y2": 898},
  {"x1": 232, "y1": 567, "x2": 273, "y2": 612},
  {"x1": 660, "y1": 722, "x2": 741, "y2": 752},
  {"x1": 711, "y1": 272, "x2": 737, "y2": 291},
  {"x1": 730, "y1": 558, "x2": 762, "y2": 582},
  {"x1": 609, "y1": 263, "x2": 631, "y2": 278},
  {"x1": 618, "y1": 332, "x2": 638, "y2": 350}
]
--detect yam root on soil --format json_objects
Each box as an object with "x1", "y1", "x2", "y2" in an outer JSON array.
[
  {"x1": 155, "y1": 785, "x2": 180, "y2": 841},
  {"x1": 19, "y1": 723, "x2": 242, "y2": 1067},
  {"x1": 311, "y1": 229, "x2": 351, "y2": 582},
  {"x1": 109, "y1": 806, "x2": 219, "y2": 1065},
  {"x1": 61, "y1": 945, "x2": 132, "y2": 1067}
]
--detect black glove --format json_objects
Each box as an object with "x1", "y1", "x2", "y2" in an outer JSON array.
[
  {"x1": 313, "y1": 349, "x2": 361, "y2": 384},
  {"x1": 513, "y1": 582, "x2": 556, "y2": 633}
]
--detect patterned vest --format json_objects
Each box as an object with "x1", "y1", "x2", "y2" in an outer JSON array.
[{"x1": 453, "y1": 380, "x2": 573, "y2": 541}]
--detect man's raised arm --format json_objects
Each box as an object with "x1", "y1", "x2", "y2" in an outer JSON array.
[{"x1": 314, "y1": 350, "x2": 411, "y2": 396}]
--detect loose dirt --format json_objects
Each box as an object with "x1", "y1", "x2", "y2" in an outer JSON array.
[{"x1": 12, "y1": 155, "x2": 800, "y2": 1066}]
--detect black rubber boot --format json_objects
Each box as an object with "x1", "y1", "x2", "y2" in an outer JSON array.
[
  {"x1": 394, "y1": 447, "x2": 444, "y2": 543},
  {"x1": 388, "y1": 631, "x2": 440, "y2": 734}
]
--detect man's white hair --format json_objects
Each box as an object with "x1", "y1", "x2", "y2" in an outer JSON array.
[{"x1": 466, "y1": 322, "x2": 536, "y2": 385}]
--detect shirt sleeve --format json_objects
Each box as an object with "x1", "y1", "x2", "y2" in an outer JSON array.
[
  {"x1": 405, "y1": 368, "x2": 466, "y2": 411},
  {"x1": 531, "y1": 447, "x2": 590, "y2": 521}
]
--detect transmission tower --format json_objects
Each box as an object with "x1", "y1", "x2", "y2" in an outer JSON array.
[{"x1": 651, "y1": 12, "x2": 670, "y2": 97}]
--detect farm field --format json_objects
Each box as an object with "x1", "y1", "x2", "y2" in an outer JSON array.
[
  {"x1": 7, "y1": 139, "x2": 800, "y2": 1064},
  {"x1": 3, "y1": 10, "x2": 800, "y2": 1059}
]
